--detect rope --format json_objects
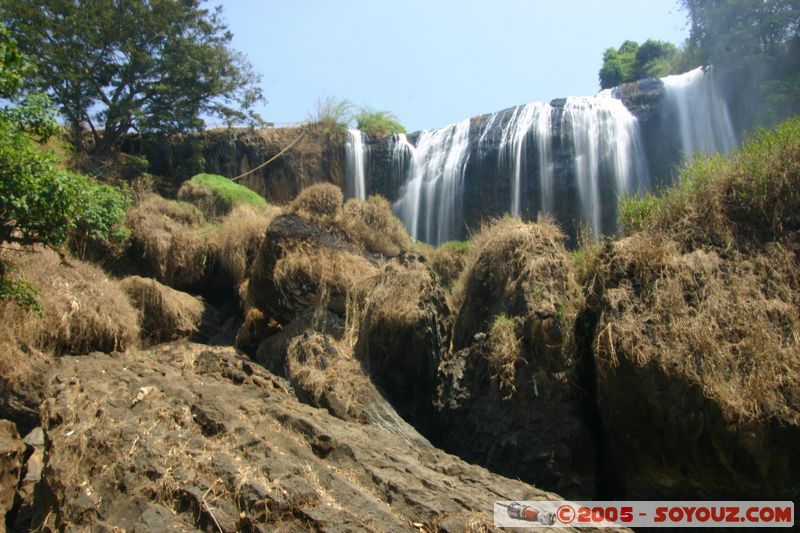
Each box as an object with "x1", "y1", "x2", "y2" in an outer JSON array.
[{"x1": 230, "y1": 131, "x2": 306, "y2": 182}]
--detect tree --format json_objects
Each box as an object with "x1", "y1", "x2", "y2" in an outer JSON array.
[
  {"x1": 1, "y1": 0, "x2": 264, "y2": 152},
  {"x1": 599, "y1": 39, "x2": 683, "y2": 89}
]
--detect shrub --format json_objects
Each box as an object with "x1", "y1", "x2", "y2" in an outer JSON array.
[
  {"x1": 341, "y1": 195, "x2": 410, "y2": 257},
  {"x1": 178, "y1": 173, "x2": 266, "y2": 218},
  {"x1": 289, "y1": 182, "x2": 343, "y2": 223},
  {"x1": 353, "y1": 108, "x2": 406, "y2": 137}
]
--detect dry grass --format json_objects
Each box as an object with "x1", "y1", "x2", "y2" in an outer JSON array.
[
  {"x1": 288, "y1": 183, "x2": 343, "y2": 223},
  {"x1": 120, "y1": 276, "x2": 205, "y2": 345},
  {"x1": 430, "y1": 241, "x2": 471, "y2": 290},
  {"x1": 1, "y1": 245, "x2": 139, "y2": 356},
  {"x1": 360, "y1": 258, "x2": 435, "y2": 329},
  {"x1": 592, "y1": 231, "x2": 800, "y2": 423},
  {"x1": 126, "y1": 193, "x2": 214, "y2": 290},
  {"x1": 272, "y1": 243, "x2": 378, "y2": 311},
  {"x1": 214, "y1": 203, "x2": 283, "y2": 291},
  {"x1": 486, "y1": 314, "x2": 522, "y2": 399},
  {"x1": 341, "y1": 195, "x2": 410, "y2": 257},
  {"x1": 235, "y1": 308, "x2": 279, "y2": 355},
  {"x1": 176, "y1": 180, "x2": 223, "y2": 219}
]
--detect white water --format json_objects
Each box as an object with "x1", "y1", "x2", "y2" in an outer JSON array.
[
  {"x1": 344, "y1": 128, "x2": 368, "y2": 199},
  {"x1": 560, "y1": 91, "x2": 649, "y2": 239},
  {"x1": 661, "y1": 67, "x2": 737, "y2": 159},
  {"x1": 497, "y1": 102, "x2": 554, "y2": 216},
  {"x1": 392, "y1": 119, "x2": 471, "y2": 245}
]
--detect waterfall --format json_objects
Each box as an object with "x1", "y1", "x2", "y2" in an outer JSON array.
[
  {"x1": 661, "y1": 67, "x2": 737, "y2": 159},
  {"x1": 392, "y1": 119, "x2": 471, "y2": 245},
  {"x1": 560, "y1": 91, "x2": 649, "y2": 239},
  {"x1": 344, "y1": 128, "x2": 368, "y2": 199},
  {"x1": 497, "y1": 102, "x2": 554, "y2": 216}
]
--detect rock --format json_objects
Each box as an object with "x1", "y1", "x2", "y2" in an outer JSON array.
[
  {"x1": 11, "y1": 427, "x2": 45, "y2": 531},
  {"x1": 248, "y1": 214, "x2": 378, "y2": 325},
  {"x1": 33, "y1": 343, "x2": 603, "y2": 532},
  {"x1": 356, "y1": 254, "x2": 450, "y2": 428},
  {"x1": 0, "y1": 419, "x2": 24, "y2": 532}
]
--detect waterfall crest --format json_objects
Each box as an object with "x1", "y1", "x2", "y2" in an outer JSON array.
[
  {"x1": 392, "y1": 120, "x2": 471, "y2": 245},
  {"x1": 661, "y1": 67, "x2": 737, "y2": 159},
  {"x1": 344, "y1": 128, "x2": 368, "y2": 200}
]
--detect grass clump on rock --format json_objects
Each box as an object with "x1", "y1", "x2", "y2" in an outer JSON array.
[
  {"x1": 289, "y1": 182, "x2": 343, "y2": 223},
  {"x1": 177, "y1": 173, "x2": 266, "y2": 219},
  {"x1": 430, "y1": 240, "x2": 471, "y2": 290},
  {"x1": 341, "y1": 195, "x2": 410, "y2": 257},
  {"x1": 120, "y1": 276, "x2": 205, "y2": 345}
]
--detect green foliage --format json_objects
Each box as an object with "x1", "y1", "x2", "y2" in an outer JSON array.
[
  {"x1": 441, "y1": 240, "x2": 472, "y2": 254},
  {"x1": 353, "y1": 108, "x2": 407, "y2": 137},
  {"x1": 70, "y1": 179, "x2": 133, "y2": 257},
  {"x1": 492, "y1": 313, "x2": 517, "y2": 331},
  {"x1": 189, "y1": 173, "x2": 267, "y2": 210},
  {"x1": 310, "y1": 96, "x2": 352, "y2": 134},
  {"x1": 599, "y1": 39, "x2": 684, "y2": 89},
  {"x1": 617, "y1": 116, "x2": 800, "y2": 243},
  {"x1": 680, "y1": 0, "x2": 800, "y2": 125},
  {"x1": 2, "y1": 0, "x2": 264, "y2": 152}
]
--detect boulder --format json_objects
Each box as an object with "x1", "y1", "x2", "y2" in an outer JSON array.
[
  {"x1": 356, "y1": 253, "x2": 450, "y2": 428},
  {"x1": 0, "y1": 420, "x2": 24, "y2": 532},
  {"x1": 32, "y1": 343, "x2": 602, "y2": 532}
]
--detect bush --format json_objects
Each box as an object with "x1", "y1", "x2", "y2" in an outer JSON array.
[
  {"x1": 289, "y1": 182, "x2": 343, "y2": 223},
  {"x1": 178, "y1": 173, "x2": 266, "y2": 218},
  {"x1": 618, "y1": 117, "x2": 800, "y2": 247},
  {"x1": 353, "y1": 108, "x2": 406, "y2": 137},
  {"x1": 341, "y1": 195, "x2": 410, "y2": 257}
]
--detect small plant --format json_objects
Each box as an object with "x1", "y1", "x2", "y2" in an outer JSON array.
[
  {"x1": 353, "y1": 108, "x2": 406, "y2": 137},
  {"x1": 487, "y1": 313, "x2": 522, "y2": 399},
  {"x1": 0, "y1": 259, "x2": 42, "y2": 315},
  {"x1": 309, "y1": 96, "x2": 352, "y2": 134}
]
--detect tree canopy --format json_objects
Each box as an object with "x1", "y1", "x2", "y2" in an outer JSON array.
[
  {"x1": 599, "y1": 39, "x2": 682, "y2": 89},
  {"x1": 1, "y1": 0, "x2": 264, "y2": 152}
]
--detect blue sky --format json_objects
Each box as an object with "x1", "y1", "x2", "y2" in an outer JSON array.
[{"x1": 212, "y1": 0, "x2": 689, "y2": 132}]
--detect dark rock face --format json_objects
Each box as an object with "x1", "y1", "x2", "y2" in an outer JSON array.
[
  {"x1": 355, "y1": 254, "x2": 450, "y2": 430},
  {"x1": 0, "y1": 420, "x2": 24, "y2": 532},
  {"x1": 30, "y1": 343, "x2": 598, "y2": 532}
]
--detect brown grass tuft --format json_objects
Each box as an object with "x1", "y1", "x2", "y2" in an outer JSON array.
[
  {"x1": 126, "y1": 193, "x2": 214, "y2": 290},
  {"x1": 272, "y1": 243, "x2": 378, "y2": 312},
  {"x1": 176, "y1": 180, "x2": 226, "y2": 219},
  {"x1": 341, "y1": 195, "x2": 410, "y2": 257},
  {"x1": 214, "y1": 204, "x2": 283, "y2": 291},
  {"x1": 430, "y1": 241, "x2": 471, "y2": 290},
  {"x1": 486, "y1": 314, "x2": 522, "y2": 399},
  {"x1": 288, "y1": 183, "x2": 343, "y2": 223},
  {"x1": 592, "y1": 231, "x2": 800, "y2": 423},
  {"x1": 1, "y1": 246, "x2": 139, "y2": 356},
  {"x1": 120, "y1": 276, "x2": 206, "y2": 345}
]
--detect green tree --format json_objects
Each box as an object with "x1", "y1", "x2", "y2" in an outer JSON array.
[
  {"x1": 1, "y1": 0, "x2": 264, "y2": 152},
  {"x1": 599, "y1": 39, "x2": 684, "y2": 89}
]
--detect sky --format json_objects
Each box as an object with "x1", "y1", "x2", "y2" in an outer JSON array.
[{"x1": 211, "y1": 0, "x2": 690, "y2": 132}]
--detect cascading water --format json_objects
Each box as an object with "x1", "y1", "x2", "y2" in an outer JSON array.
[
  {"x1": 392, "y1": 119, "x2": 471, "y2": 245},
  {"x1": 560, "y1": 91, "x2": 649, "y2": 239},
  {"x1": 497, "y1": 102, "x2": 554, "y2": 216},
  {"x1": 661, "y1": 67, "x2": 737, "y2": 159},
  {"x1": 344, "y1": 128, "x2": 368, "y2": 199}
]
